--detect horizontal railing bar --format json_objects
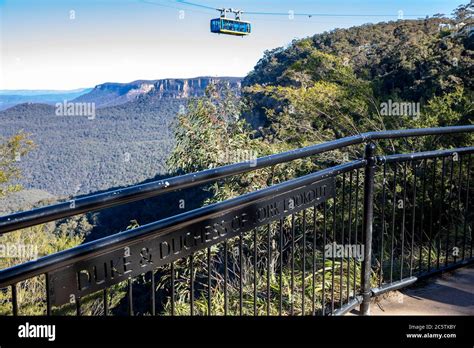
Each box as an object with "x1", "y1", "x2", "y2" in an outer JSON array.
[
  {"x1": 365, "y1": 125, "x2": 474, "y2": 140},
  {"x1": 371, "y1": 277, "x2": 418, "y2": 297},
  {"x1": 1, "y1": 125, "x2": 473, "y2": 235},
  {"x1": 332, "y1": 295, "x2": 363, "y2": 316},
  {"x1": 377, "y1": 147, "x2": 474, "y2": 163},
  {"x1": 0, "y1": 160, "x2": 364, "y2": 288},
  {"x1": 0, "y1": 136, "x2": 360, "y2": 235}
]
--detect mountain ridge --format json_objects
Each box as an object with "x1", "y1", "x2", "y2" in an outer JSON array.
[
  {"x1": 73, "y1": 76, "x2": 242, "y2": 108},
  {"x1": 0, "y1": 76, "x2": 242, "y2": 196},
  {"x1": 0, "y1": 77, "x2": 243, "y2": 112},
  {"x1": 0, "y1": 89, "x2": 93, "y2": 111}
]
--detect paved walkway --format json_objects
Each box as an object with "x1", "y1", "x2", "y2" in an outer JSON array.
[{"x1": 367, "y1": 264, "x2": 474, "y2": 315}]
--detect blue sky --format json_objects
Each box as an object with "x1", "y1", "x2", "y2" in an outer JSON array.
[{"x1": 0, "y1": 0, "x2": 467, "y2": 89}]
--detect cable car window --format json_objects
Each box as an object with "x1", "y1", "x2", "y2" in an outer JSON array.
[{"x1": 210, "y1": 8, "x2": 251, "y2": 36}]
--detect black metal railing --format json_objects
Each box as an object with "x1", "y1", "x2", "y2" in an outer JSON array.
[
  {"x1": 0, "y1": 125, "x2": 473, "y2": 316},
  {"x1": 371, "y1": 147, "x2": 474, "y2": 297}
]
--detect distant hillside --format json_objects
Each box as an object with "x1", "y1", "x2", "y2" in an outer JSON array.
[
  {"x1": 243, "y1": 16, "x2": 473, "y2": 128},
  {"x1": 0, "y1": 100, "x2": 177, "y2": 196},
  {"x1": 0, "y1": 189, "x2": 56, "y2": 215},
  {"x1": 74, "y1": 77, "x2": 242, "y2": 108},
  {"x1": 0, "y1": 77, "x2": 241, "y2": 196},
  {"x1": 0, "y1": 88, "x2": 92, "y2": 111}
]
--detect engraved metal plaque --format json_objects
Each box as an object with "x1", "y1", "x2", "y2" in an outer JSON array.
[{"x1": 48, "y1": 177, "x2": 335, "y2": 306}]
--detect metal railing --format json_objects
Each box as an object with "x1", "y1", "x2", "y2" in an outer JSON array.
[{"x1": 0, "y1": 125, "x2": 473, "y2": 316}]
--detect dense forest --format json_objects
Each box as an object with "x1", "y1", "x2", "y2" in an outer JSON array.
[
  {"x1": 242, "y1": 12, "x2": 473, "y2": 145},
  {"x1": 0, "y1": 77, "x2": 241, "y2": 197},
  {"x1": 0, "y1": 101, "x2": 176, "y2": 196}
]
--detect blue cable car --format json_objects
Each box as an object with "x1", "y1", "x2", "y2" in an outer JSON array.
[{"x1": 210, "y1": 9, "x2": 251, "y2": 36}]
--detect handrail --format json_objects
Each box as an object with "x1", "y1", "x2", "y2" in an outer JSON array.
[
  {"x1": 1, "y1": 125, "x2": 473, "y2": 234},
  {"x1": 0, "y1": 160, "x2": 364, "y2": 288},
  {"x1": 377, "y1": 146, "x2": 474, "y2": 163}
]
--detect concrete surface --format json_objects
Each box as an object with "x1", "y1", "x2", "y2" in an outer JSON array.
[{"x1": 367, "y1": 264, "x2": 474, "y2": 315}]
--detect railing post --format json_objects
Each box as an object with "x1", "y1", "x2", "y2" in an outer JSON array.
[{"x1": 360, "y1": 142, "x2": 376, "y2": 315}]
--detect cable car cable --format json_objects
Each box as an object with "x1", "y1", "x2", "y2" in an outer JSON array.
[
  {"x1": 174, "y1": 0, "x2": 427, "y2": 18},
  {"x1": 141, "y1": 0, "x2": 432, "y2": 36},
  {"x1": 143, "y1": 0, "x2": 429, "y2": 19},
  {"x1": 139, "y1": 0, "x2": 210, "y2": 15}
]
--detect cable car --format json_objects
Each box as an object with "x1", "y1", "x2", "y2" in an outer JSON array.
[{"x1": 210, "y1": 8, "x2": 251, "y2": 36}]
